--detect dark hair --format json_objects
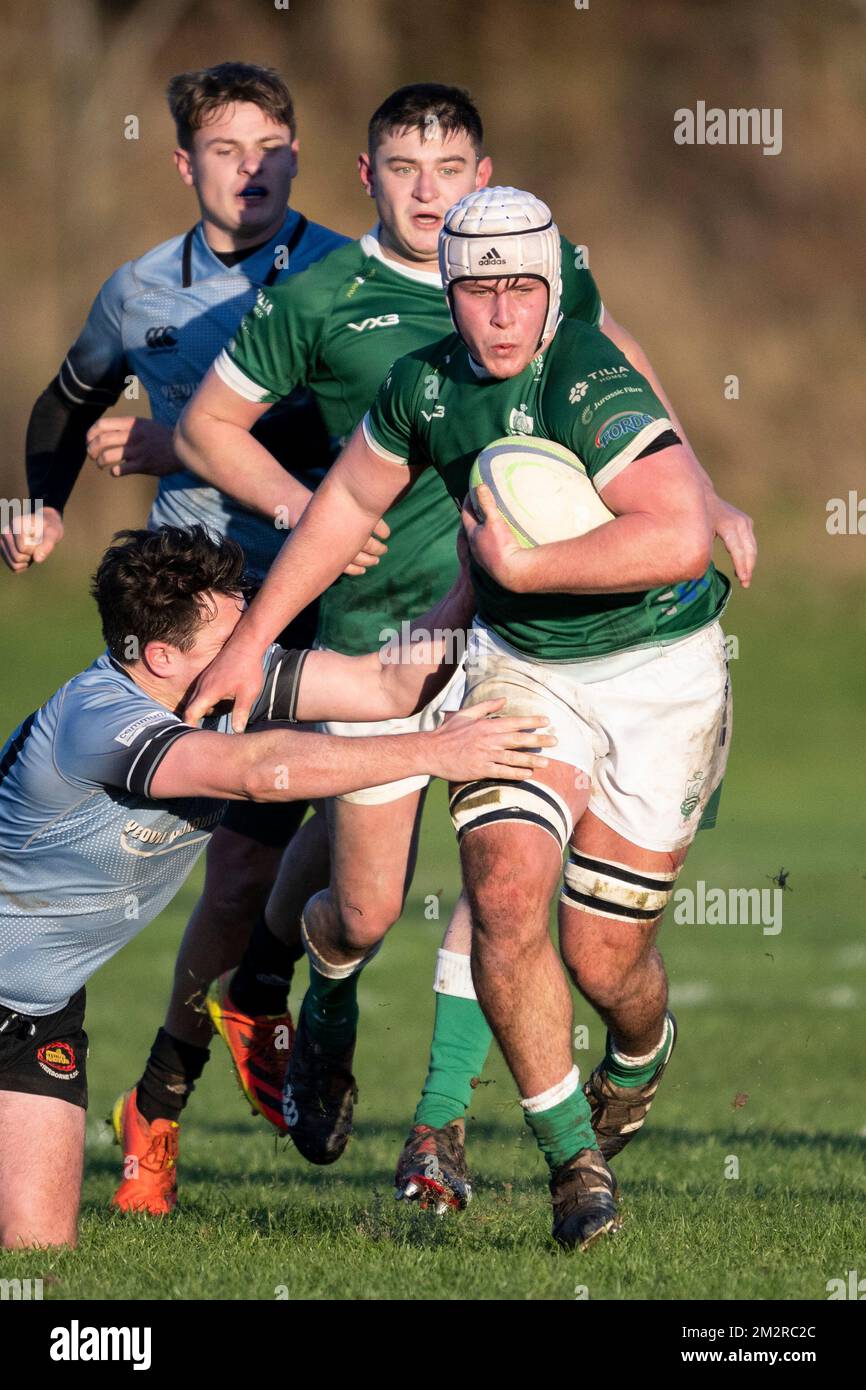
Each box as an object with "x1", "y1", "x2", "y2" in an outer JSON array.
[
  {"x1": 167, "y1": 62, "x2": 296, "y2": 149},
  {"x1": 91, "y1": 526, "x2": 247, "y2": 661},
  {"x1": 368, "y1": 83, "x2": 483, "y2": 157}
]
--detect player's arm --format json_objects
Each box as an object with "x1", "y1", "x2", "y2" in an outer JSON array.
[
  {"x1": 176, "y1": 363, "x2": 315, "y2": 529},
  {"x1": 465, "y1": 444, "x2": 711, "y2": 596},
  {"x1": 601, "y1": 312, "x2": 756, "y2": 588},
  {"x1": 149, "y1": 709, "x2": 553, "y2": 802},
  {"x1": 2, "y1": 263, "x2": 171, "y2": 572},
  {"x1": 185, "y1": 416, "x2": 420, "y2": 730},
  {"x1": 296, "y1": 539, "x2": 474, "y2": 722}
]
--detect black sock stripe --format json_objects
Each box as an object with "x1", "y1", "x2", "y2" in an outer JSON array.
[
  {"x1": 456, "y1": 808, "x2": 565, "y2": 849},
  {"x1": 567, "y1": 851, "x2": 675, "y2": 892},
  {"x1": 450, "y1": 779, "x2": 569, "y2": 839},
  {"x1": 561, "y1": 883, "x2": 661, "y2": 921}
]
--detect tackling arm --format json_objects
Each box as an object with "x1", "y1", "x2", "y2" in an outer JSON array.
[
  {"x1": 149, "y1": 708, "x2": 553, "y2": 803},
  {"x1": 295, "y1": 543, "x2": 475, "y2": 723}
]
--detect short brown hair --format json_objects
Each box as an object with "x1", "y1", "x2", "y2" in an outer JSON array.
[
  {"x1": 368, "y1": 83, "x2": 483, "y2": 157},
  {"x1": 167, "y1": 62, "x2": 296, "y2": 149},
  {"x1": 92, "y1": 526, "x2": 247, "y2": 661}
]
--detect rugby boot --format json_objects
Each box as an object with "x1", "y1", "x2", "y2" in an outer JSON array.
[
  {"x1": 584, "y1": 1011, "x2": 678, "y2": 1161},
  {"x1": 206, "y1": 968, "x2": 294, "y2": 1134},
  {"x1": 395, "y1": 1119, "x2": 472, "y2": 1212},
  {"x1": 281, "y1": 1004, "x2": 357, "y2": 1164},
  {"x1": 109, "y1": 1086, "x2": 179, "y2": 1215},
  {"x1": 550, "y1": 1147, "x2": 622, "y2": 1251}
]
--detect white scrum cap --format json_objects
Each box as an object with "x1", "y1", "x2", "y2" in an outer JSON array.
[{"x1": 438, "y1": 186, "x2": 562, "y2": 347}]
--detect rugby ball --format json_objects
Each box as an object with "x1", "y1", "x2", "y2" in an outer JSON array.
[{"x1": 468, "y1": 436, "x2": 614, "y2": 548}]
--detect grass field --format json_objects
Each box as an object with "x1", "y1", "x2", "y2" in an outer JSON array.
[{"x1": 1, "y1": 559, "x2": 864, "y2": 1300}]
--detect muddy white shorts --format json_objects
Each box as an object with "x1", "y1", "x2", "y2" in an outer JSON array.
[
  {"x1": 461, "y1": 620, "x2": 731, "y2": 852},
  {"x1": 317, "y1": 661, "x2": 467, "y2": 805}
]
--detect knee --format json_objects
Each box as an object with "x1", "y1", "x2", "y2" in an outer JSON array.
[
  {"x1": 330, "y1": 882, "x2": 405, "y2": 953},
  {"x1": 464, "y1": 853, "x2": 551, "y2": 950},
  {"x1": 564, "y1": 936, "x2": 652, "y2": 1010}
]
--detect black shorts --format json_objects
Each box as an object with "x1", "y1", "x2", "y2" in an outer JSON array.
[
  {"x1": 0, "y1": 988, "x2": 88, "y2": 1109},
  {"x1": 221, "y1": 599, "x2": 320, "y2": 848}
]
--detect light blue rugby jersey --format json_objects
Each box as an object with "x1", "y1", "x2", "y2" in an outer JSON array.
[
  {"x1": 58, "y1": 210, "x2": 347, "y2": 581},
  {"x1": 0, "y1": 645, "x2": 308, "y2": 1016}
]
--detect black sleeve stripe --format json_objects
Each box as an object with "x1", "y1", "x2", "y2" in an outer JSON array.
[
  {"x1": 254, "y1": 647, "x2": 310, "y2": 724},
  {"x1": 635, "y1": 428, "x2": 681, "y2": 460},
  {"x1": 125, "y1": 723, "x2": 197, "y2": 798}
]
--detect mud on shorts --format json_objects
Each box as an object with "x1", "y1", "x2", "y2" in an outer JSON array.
[
  {"x1": 0, "y1": 988, "x2": 88, "y2": 1109},
  {"x1": 316, "y1": 661, "x2": 467, "y2": 806},
  {"x1": 461, "y1": 620, "x2": 732, "y2": 853}
]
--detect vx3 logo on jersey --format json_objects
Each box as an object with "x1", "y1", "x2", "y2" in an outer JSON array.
[
  {"x1": 145, "y1": 325, "x2": 178, "y2": 350},
  {"x1": 346, "y1": 314, "x2": 400, "y2": 332}
]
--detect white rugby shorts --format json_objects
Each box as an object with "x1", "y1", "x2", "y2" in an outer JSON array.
[
  {"x1": 460, "y1": 620, "x2": 731, "y2": 852},
  {"x1": 316, "y1": 660, "x2": 466, "y2": 805}
]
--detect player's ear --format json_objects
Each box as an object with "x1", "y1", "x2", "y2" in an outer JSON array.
[
  {"x1": 475, "y1": 155, "x2": 493, "y2": 191},
  {"x1": 174, "y1": 147, "x2": 195, "y2": 188},
  {"x1": 358, "y1": 152, "x2": 375, "y2": 198},
  {"x1": 288, "y1": 136, "x2": 299, "y2": 179},
  {"x1": 141, "y1": 640, "x2": 173, "y2": 676}
]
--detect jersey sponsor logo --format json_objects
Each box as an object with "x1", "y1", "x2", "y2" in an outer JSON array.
[
  {"x1": 508, "y1": 404, "x2": 534, "y2": 435},
  {"x1": 120, "y1": 808, "x2": 223, "y2": 856},
  {"x1": 568, "y1": 380, "x2": 589, "y2": 404},
  {"x1": 587, "y1": 365, "x2": 629, "y2": 382},
  {"x1": 115, "y1": 710, "x2": 174, "y2": 748},
  {"x1": 420, "y1": 404, "x2": 446, "y2": 421},
  {"x1": 581, "y1": 385, "x2": 645, "y2": 424},
  {"x1": 595, "y1": 411, "x2": 654, "y2": 448},
  {"x1": 252, "y1": 288, "x2": 273, "y2": 319},
  {"x1": 144, "y1": 326, "x2": 178, "y2": 351},
  {"x1": 346, "y1": 314, "x2": 401, "y2": 332},
  {"x1": 161, "y1": 382, "x2": 195, "y2": 404},
  {"x1": 478, "y1": 246, "x2": 506, "y2": 266},
  {"x1": 37, "y1": 1040, "x2": 79, "y2": 1080}
]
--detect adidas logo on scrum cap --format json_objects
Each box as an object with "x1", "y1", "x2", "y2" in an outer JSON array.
[{"x1": 478, "y1": 246, "x2": 506, "y2": 265}]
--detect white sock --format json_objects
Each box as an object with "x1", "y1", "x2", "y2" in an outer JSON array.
[
  {"x1": 520, "y1": 1065, "x2": 580, "y2": 1114},
  {"x1": 610, "y1": 1015, "x2": 671, "y2": 1068},
  {"x1": 432, "y1": 948, "x2": 477, "y2": 1000}
]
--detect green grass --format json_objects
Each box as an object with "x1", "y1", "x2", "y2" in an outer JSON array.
[{"x1": 1, "y1": 562, "x2": 864, "y2": 1299}]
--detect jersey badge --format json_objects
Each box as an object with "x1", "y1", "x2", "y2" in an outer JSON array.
[{"x1": 508, "y1": 404, "x2": 535, "y2": 435}]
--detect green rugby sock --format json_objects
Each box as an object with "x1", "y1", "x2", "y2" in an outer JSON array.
[
  {"x1": 414, "y1": 992, "x2": 493, "y2": 1129},
  {"x1": 522, "y1": 1068, "x2": 598, "y2": 1173},
  {"x1": 603, "y1": 1013, "x2": 673, "y2": 1088},
  {"x1": 302, "y1": 965, "x2": 359, "y2": 1051}
]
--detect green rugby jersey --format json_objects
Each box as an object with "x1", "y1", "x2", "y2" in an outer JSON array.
[
  {"x1": 363, "y1": 318, "x2": 730, "y2": 661},
  {"x1": 217, "y1": 229, "x2": 602, "y2": 654}
]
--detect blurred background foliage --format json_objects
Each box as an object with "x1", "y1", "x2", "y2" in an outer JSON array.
[{"x1": 0, "y1": 0, "x2": 864, "y2": 595}]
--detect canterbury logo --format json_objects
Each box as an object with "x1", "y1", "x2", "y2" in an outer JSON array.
[
  {"x1": 478, "y1": 247, "x2": 506, "y2": 265},
  {"x1": 145, "y1": 325, "x2": 178, "y2": 349},
  {"x1": 346, "y1": 314, "x2": 400, "y2": 332}
]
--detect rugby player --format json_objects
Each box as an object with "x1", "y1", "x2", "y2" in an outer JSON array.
[
  {"x1": 178, "y1": 88, "x2": 753, "y2": 1199},
  {"x1": 0, "y1": 524, "x2": 551, "y2": 1248},
  {"x1": 186, "y1": 183, "x2": 748, "y2": 1248},
  {"x1": 0, "y1": 62, "x2": 386, "y2": 1195}
]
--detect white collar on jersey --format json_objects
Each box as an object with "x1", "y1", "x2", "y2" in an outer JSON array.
[{"x1": 360, "y1": 226, "x2": 443, "y2": 287}]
